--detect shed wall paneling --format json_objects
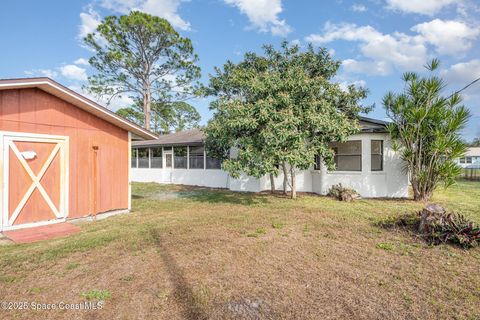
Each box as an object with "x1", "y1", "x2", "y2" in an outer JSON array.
[{"x1": 0, "y1": 88, "x2": 129, "y2": 218}]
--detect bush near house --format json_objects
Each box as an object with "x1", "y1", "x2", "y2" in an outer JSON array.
[{"x1": 327, "y1": 183, "x2": 360, "y2": 202}]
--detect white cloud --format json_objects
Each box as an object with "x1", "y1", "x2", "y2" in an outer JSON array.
[
  {"x1": 351, "y1": 4, "x2": 367, "y2": 12},
  {"x1": 60, "y1": 65, "x2": 88, "y2": 81},
  {"x1": 79, "y1": 6, "x2": 101, "y2": 39},
  {"x1": 442, "y1": 59, "x2": 480, "y2": 92},
  {"x1": 338, "y1": 79, "x2": 367, "y2": 92},
  {"x1": 224, "y1": 0, "x2": 291, "y2": 36},
  {"x1": 306, "y1": 22, "x2": 427, "y2": 74},
  {"x1": 74, "y1": 58, "x2": 89, "y2": 66},
  {"x1": 412, "y1": 19, "x2": 480, "y2": 55},
  {"x1": 98, "y1": 0, "x2": 191, "y2": 31},
  {"x1": 441, "y1": 60, "x2": 480, "y2": 130},
  {"x1": 342, "y1": 59, "x2": 391, "y2": 76},
  {"x1": 290, "y1": 39, "x2": 301, "y2": 46},
  {"x1": 385, "y1": 0, "x2": 457, "y2": 16},
  {"x1": 24, "y1": 69, "x2": 58, "y2": 79}
]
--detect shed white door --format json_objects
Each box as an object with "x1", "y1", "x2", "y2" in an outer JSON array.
[{"x1": 1, "y1": 132, "x2": 69, "y2": 230}]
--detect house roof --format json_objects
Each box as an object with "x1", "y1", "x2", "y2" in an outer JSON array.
[
  {"x1": 133, "y1": 116, "x2": 388, "y2": 147},
  {"x1": 358, "y1": 117, "x2": 389, "y2": 133},
  {"x1": 0, "y1": 77, "x2": 157, "y2": 140},
  {"x1": 132, "y1": 128, "x2": 204, "y2": 147},
  {"x1": 465, "y1": 147, "x2": 480, "y2": 157}
]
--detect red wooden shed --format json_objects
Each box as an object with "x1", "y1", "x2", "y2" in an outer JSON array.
[{"x1": 0, "y1": 78, "x2": 157, "y2": 231}]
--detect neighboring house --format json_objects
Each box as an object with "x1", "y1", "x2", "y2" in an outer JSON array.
[
  {"x1": 131, "y1": 118, "x2": 409, "y2": 198},
  {"x1": 0, "y1": 78, "x2": 156, "y2": 231},
  {"x1": 456, "y1": 147, "x2": 480, "y2": 168}
]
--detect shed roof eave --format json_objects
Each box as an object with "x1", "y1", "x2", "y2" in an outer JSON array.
[{"x1": 0, "y1": 77, "x2": 158, "y2": 140}]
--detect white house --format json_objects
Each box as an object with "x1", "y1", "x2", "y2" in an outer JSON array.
[
  {"x1": 131, "y1": 117, "x2": 409, "y2": 198},
  {"x1": 456, "y1": 147, "x2": 480, "y2": 168}
]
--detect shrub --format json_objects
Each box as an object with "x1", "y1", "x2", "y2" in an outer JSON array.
[
  {"x1": 327, "y1": 184, "x2": 360, "y2": 202},
  {"x1": 423, "y1": 211, "x2": 480, "y2": 248}
]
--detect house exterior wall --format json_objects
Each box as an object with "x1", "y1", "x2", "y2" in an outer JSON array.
[
  {"x1": 132, "y1": 168, "x2": 230, "y2": 188},
  {"x1": 456, "y1": 157, "x2": 480, "y2": 168},
  {"x1": 0, "y1": 88, "x2": 130, "y2": 220},
  {"x1": 131, "y1": 132, "x2": 409, "y2": 198}
]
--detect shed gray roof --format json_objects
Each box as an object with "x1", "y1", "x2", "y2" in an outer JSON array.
[{"x1": 133, "y1": 117, "x2": 388, "y2": 147}]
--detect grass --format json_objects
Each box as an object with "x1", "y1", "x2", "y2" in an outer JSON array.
[
  {"x1": 0, "y1": 180, "x2": 478, "y2": 319},
  {"x1": 80, "y1": 290, "x2": 112, "y2": 300}
]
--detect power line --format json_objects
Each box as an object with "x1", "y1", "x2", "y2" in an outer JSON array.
[{"x1": 448, "y1": 76, "x2": 480, "y2": 99}]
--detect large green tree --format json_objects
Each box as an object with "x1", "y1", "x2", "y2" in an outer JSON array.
[
  {"x1": 205, "y1": 42, "x2": 369, "y2": 198},
  {"x1": 383, "y1": 59, "x2": 470, "y2": 201},
  {"x1": 116, "y1": 101, "x2": 200, "y2": 134},
  {"x1": 84, "y1": 11, "x2": 201, "y2": 130}
]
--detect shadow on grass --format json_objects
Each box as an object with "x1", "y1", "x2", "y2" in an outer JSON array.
[
  {"x1": 181, "y1": 189, "x2": 270, "y2": 206},
  {"x1": 149, "y1": 228, "x2": 209, "y2": 320},
  {"x1": 375, "y1": 212, "x2": 419, "y2": 231}
]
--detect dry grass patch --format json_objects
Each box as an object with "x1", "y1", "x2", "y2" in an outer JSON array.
[{"x1": 0, "y1": 181, "x2": 479, "y2": 319}]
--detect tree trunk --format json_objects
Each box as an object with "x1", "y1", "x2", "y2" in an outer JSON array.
[
  {"x1": 412, "y1": 179, "x2": 432, "y2": 202},
  {"x1": 269, "y1": 173, "x2": 275, "y2": 194},
  {"x1": 290, "y1": 166, "x2": 296, "y2": 199},
  {"x1": 282, "y1": 162, "x2": 289, "y2": 195},
  {"x1": 143, "y1": 86, "x2": 151, "y2": 130}
]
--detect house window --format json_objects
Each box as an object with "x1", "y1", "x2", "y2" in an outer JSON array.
[
  {"x1": 466, "y1": 157, "x2": 473, "y2": 164},
  {"x1": 137, "y1": 147, "x2": 149, "y2": 168},
  {"x1": 189, "y1": 146, "x2": 204, "y2": 169},
  {"x1": 150, "y1": 147, "x2": 162, "y2": 168},
  {"x1": 206, "y1": 151, "x2": 222, "y2": 169},
  {"x1": 371, "y1": 140, "x2": 383, "y2": 171},
  {"x1": 174, "y1": 146, "x2": 187, "y2": 169},
  {"x1": 329, "y1": 140, "x2": 362, "y2": 171},
  {"x1": 460, "y1": 157, "x2": 466, "y2": 164},
  {"x1": 314, "y1": 155, "x2": 321, "y2": 170},
  {"x1": 131, "y1": 148, "x2": 137, "y2": 168}
]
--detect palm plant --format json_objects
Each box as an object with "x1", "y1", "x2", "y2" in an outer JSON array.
[{"x1": 383, "y1": 59, "x2": 470, "y2": 201}]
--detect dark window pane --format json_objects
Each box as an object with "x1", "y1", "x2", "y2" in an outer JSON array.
[
  {"x1": 174, "y1": 146, "x2": 187, "y2": 169},
  {"x1": 206, "y1": 156, "x2": 221, "y2": 169},
  {"x1": 314, "y1": 155, "x2": 321, "y2": 170},
  {"x1": 189, "y1": 146, "x2": 204, "y2": 169},
  {"x1": 329, "y1": 141, "x2": 362, "y2": 171},
  {"x1": 371, "y1": 140, "x2": 383, "y2": 171},
  {"x1": 163, "y1": 146, "x2": 172, "y2": 151},
  {"x1": 150, "y1": 147, "x2": 162, "y2": 168},
  {"x1": 131, "y1": 148, "x2": 137, "y2": 168},
  {"x1": 138, "y1": 147, "x2": 149, "y2": 168},
  {"x1": 206, "y1": 149, "x2": 222, "y2": 169}
]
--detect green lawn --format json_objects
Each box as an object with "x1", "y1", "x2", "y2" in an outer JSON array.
[{"x1": 0, "y1": 180, "x2": 478, "y2": 319}]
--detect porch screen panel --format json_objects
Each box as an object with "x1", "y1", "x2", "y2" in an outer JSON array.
[
  {"x1": 138, "y1": 147, "x2": 149, "y2": 168},
  {"x1": 189, "y1": 146, "x2": 204, "y2": 169},
  {"x1": 206, "y1": 150, "x2": 222, "y2": 169},
  {"x1": 329, "y1": 141, "x2": 362, "y2": 171},
  {"x1": 131, "y1": 148, "x2": 138, "y2": 168},
  {"x1": 174, "y1": 146, "x2": 187, "y2": 168},
  {"x1": 150, "y1": 147, "x2": 163, "y2": 168}
]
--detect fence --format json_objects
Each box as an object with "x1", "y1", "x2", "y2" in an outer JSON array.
[{"x1": 462, "y1": 168, "x2": 480, "y2": 181}]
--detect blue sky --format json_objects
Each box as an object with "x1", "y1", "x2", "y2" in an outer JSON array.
[{"x1": 1, "y1": 0, "x2": 479, "y2": 140}]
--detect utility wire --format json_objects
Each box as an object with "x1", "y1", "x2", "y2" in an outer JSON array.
[{"x1": 448, "y1": 76, "x2": 480, "y2": 99}]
